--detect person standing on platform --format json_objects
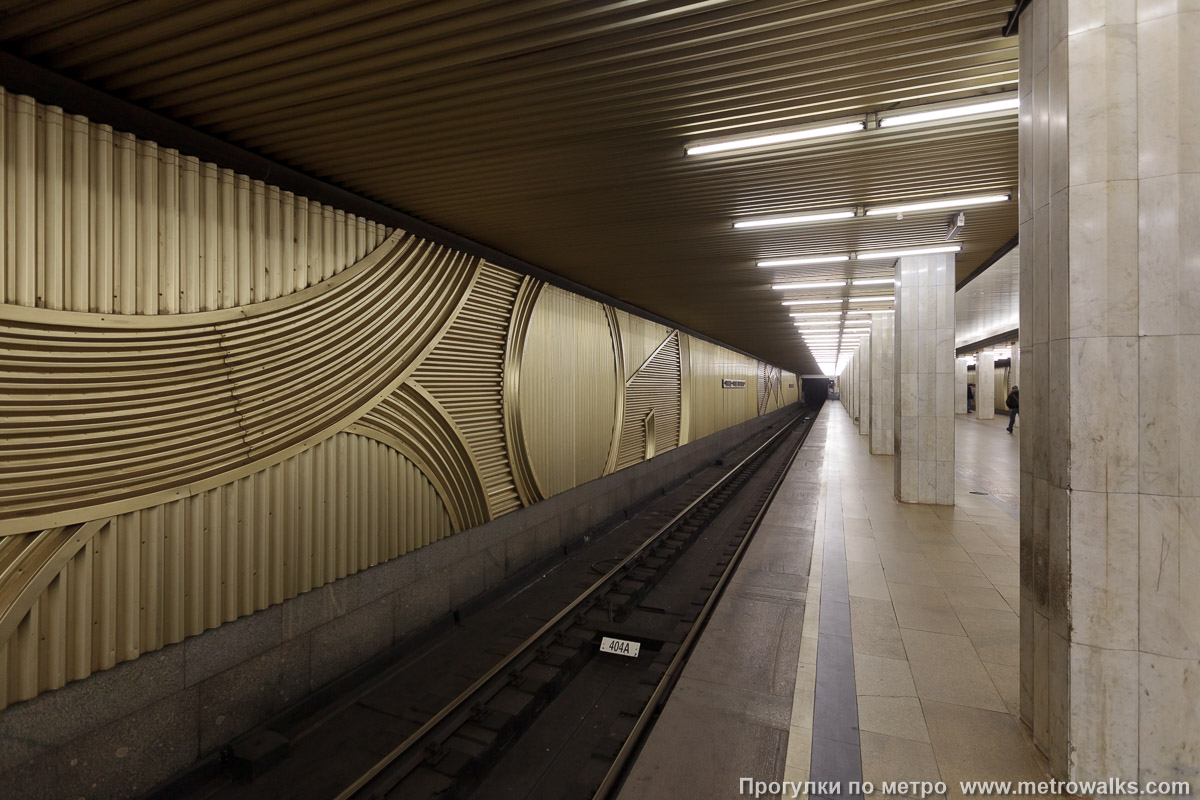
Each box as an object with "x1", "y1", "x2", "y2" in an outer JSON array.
[
  {"x1": 1006, "y1": 386, "x2": 1019, "y2": 432},
  {"x1": 967, "y1": 383, "x2": 975, "y2": 413}
]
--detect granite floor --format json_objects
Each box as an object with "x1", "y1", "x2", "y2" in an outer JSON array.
[{"x1": 787, "y1": 403, "x2": 1056, "y2": 800}]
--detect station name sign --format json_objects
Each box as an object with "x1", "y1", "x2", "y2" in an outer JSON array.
[{"x1": 721, "y1": 378, "x2": 747, "y2": 389}]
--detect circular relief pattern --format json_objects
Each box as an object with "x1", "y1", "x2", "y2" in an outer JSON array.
[{"x1": 517, "y1": 286, "x2": 619, "y2": 497}]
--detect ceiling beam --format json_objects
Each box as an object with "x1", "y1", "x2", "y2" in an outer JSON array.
[
  {"x1": 956, "y1": 327, "x2": 1020, "y2": 356},
  {"x1": 955, "y1": 234, "x2": 1018, "y2": 291}
]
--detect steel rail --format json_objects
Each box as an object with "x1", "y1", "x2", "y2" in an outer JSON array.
[
  {"x1": 592, "y1": 413, "x2": 815, "y2": 799},
  {"x1": 335, "y1": 412, "x2": 804, "y2": 800}
]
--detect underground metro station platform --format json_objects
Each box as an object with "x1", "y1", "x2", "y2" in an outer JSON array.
[{"x1": 0, "y1": 1, "x2": 1196, "y2": 798}]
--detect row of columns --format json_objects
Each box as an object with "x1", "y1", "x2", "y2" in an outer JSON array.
[
  {"x1": 952, "y1": 345, "x2": 1020, "y2": 425},
  {"x1": 837, "y1": 251, "x2": 957, "y2": 506},
  {"x1": 835, "y1": 0, "x2": 1197, "y2": 784}
]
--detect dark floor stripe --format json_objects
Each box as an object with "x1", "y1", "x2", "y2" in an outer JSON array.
[{"x1": 808, "y1": 437, "x2": 863, "y2": 800}]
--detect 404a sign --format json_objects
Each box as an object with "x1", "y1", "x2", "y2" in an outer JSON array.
[{"x1": 599, "y1": 636, "x2": 641, "y2": 658}]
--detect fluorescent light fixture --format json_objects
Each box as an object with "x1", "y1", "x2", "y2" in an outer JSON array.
[
  {"x1": 758, "y1": 255, "x2": 850, "y2": 268},
  {"x1": 772, "y1": 280, "x2": 847, "y2": 290},
  {"x1": 733, "y1": 210, "x2": 855, "y2": 230},
  {"x1": 846, "y1": 295, "x2": 895, "y2": 303},
  {"x1": 792, "y1": 310, "x2": 874, "y2": 318},
  {"x1": 783, "y1": 299, "x2": 845, "y2": 307},
  {"x1": 855, "y1": 244, "x2": 962, "y2": 260},
  {"x1": 879, "y1": 97, "x2": 1019, "y2": 128},
  {"x1": 865, "y1": 193, "x2": 1010, "y2": 217},
  {"x1": 687, "y1": 120, "x2": 865, "y2": 156},
  {"x1": 852, "y1": 278, "x2": 894, "y2": 286}
]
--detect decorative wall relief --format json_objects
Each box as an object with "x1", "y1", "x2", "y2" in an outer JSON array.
[{"x1": 0, "y1": 89, "x2": 799, "y2": 711}]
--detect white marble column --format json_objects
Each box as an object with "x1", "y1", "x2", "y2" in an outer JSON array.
[
  {"x1": 955, "y1": 357, "x2": 969, "y2": 414},
  {"x1": 1010, "y1": 342, "x2": 1020, "y2": 428},
  {"x1": 858, "y1": 333, "x2": 870, "y2": 436},
  {"x1": 894, "y1": 252, "x2": 955, "y2": 504},
  {"x1": 976, "y1": 351, "x2": 995, "y2": 420},
  {"x1": 850, "y1": 351, "x2": 859, "y2": 424},
  {"x1": 1019, "y1": 0, "x2": 1198, "y2": 784},
  {"x1": 846, "y1": 353, "x2": 853, "y2": 418},
  {"x1": 870, "y1": 313, "x2": 894, "y2": 455}
]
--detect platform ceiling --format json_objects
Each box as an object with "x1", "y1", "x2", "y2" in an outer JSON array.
[{"x1": 0, "y1": 0, "x2": 1019, "y2": 374}]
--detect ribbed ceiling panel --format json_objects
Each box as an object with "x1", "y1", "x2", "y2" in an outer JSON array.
[{"x1": 0, "y1": 0, "x2": 1019, "y2": 374}]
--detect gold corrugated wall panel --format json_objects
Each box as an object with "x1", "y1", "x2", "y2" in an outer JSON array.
[
  {"x1": 758, "y1": 362, "x2": 784, "y2": 415},
  {"x1": 757, "y1": 362, "x2": 770, "y2": 416},
  {"x1": 781, "y1": 371, "x2": 799, "y2": 407},
  {"x1": 349, "y1": 382, "x2": 490, "y2": 533},
  {"x1": 0, "y1": 233, "x2": 477, "y2": 535},
  {"x1": 686, "y1": 335, "x2": 759, "y2": 443},
  {"x1": 614, "y1": 310, "x2": 673, "y2": 383},
  {"x1": 0, "y1": 432, "x2": 451, "y2": 711},
  {"x1": 517, "y1": 285, "x2": 619, "y2": 498},
  {"x1": 413, "y1": 261, "x2": 523, "y2": 518},
  {"x1": 0, "y1": 88, "x2": 391, "y2": 313},
  {"x1": 616, "y1": 331, "x2": 681, "y2": 471}
]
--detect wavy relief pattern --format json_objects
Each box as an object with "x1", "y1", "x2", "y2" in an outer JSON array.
[
  {"x1": 0, "y1": 432, "x2": 453, "y2": 710},
  {"x1": 348, "y1": 382, "x2": 490, "y2": 533},
  {"x1": 616, "y1": 331, "x2": 682, "y2": 471},
  {"x1": 413, "y1": 263, "x2": 524, "y2": 518},
  {"x1": 0, "y1": 233, "x2": 476, "y2": 536},
  {"x1": 0, "y1": 88, "x2": 390, "y2": 313},
  {"x1": 503, "y1": 277, "x2": 545, "y2": 507}
]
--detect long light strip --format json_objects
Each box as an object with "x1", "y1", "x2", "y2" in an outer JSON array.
[
  {"x1": 733, "y1": 210, "x2": 856, "y2": 229},
  {"x1": 686, "y1": 121, "x2": 865, "y2": 156},
  {"x1": 792, "y1": 310, "x2": 872, "y2": 317},
  {"x1": 758, "y1": 255, "x2": 850, "y2": 268},
  {"x1": 689, "y1": 95, "x2": 1016, "y2": 159},
  {"x1": 852, "y1": 278, "x2": 895, "y2": 285},
  {"x1": 782, "y1": 298, "x2": 846, "y2": 306},
  {"x1": 855, "y1": 244, "x2": 962, "y2": 260},
  {"x1": 845, "y1": 295, "x2": 895, "y2": 303},
  {"x1": 878, "y1": 97, "x2": 1019, "y2": 128},
  {"x1": 772, "y1": 280, "x2": 847, "y2": 290},
  {"x1": 796, "y1": 326, "x2": 868, "y2": 332},
  {"x1": 865, "y1": 193, "x2": 1010, "y2": 217},
  {"x1": 766, "y1": 243, "x2": 960, "y2": 272}
]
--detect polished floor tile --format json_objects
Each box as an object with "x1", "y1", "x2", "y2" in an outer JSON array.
[{"x1": 786, "y1": 404, "x2": 1053, "y2": 797}]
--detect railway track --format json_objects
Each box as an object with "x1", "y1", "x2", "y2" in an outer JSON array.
[{"x1": 169, "y1": 408, "x2": 816, "y2": 800}]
